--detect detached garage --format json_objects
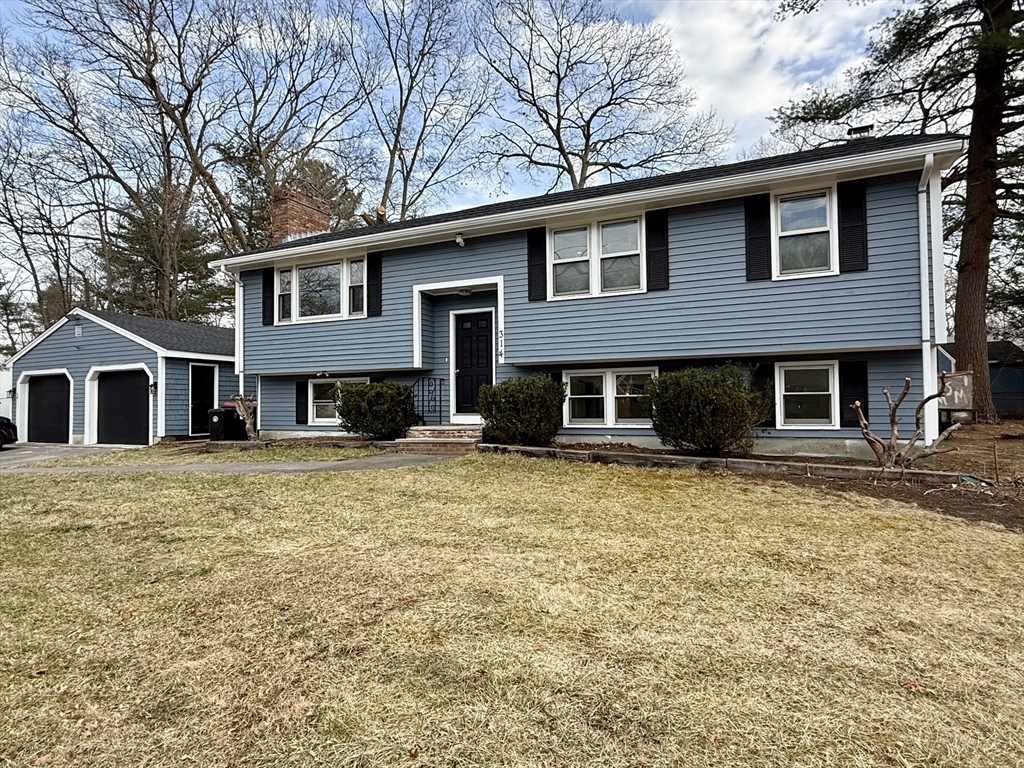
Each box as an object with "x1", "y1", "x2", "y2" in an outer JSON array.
[{"x1": 9, "y1": 308, "x2": 248, "y2": 445}]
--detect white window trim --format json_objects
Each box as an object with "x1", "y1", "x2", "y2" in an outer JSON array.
[
  {"x1": 547, "y1": 216, "x2": 646, "y2": 300},
  {"x1": 562, "y1": 367, "x2": 658, "y2": 428},
  {"x1": 276, "y1": 256, "x2": 367, "y2": 325},
  {"x1": 770, "y1": 185, "x2": 839, "y2": 281},
  {"x1": 774, "y1": 360, "x2": 841, "y2": 430},
  {"x1": 309, "y1": 376, "x2": 370, "y2": 425},
  {"x1": 449, "y1": 307, "x2": 496, "y2": 425},
  {"x1": 188, "y1": 362, "x2": 219, "y2": 437}
]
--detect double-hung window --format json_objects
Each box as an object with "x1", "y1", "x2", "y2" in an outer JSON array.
[
  {"x1": 775, "y1": 361, "x2": 839, "y2": 428},
  {"x1": 277, "y1": 257, "x2": 367, "y2": 323},
  {"x1": 309, "y1": 376, "x2": 370, "y2": 425},
  {"x1": 550, "y1": 217, "x2": 644, "y2": 298},
  {"x1": 564, "y1": 369, "x2": 656, "y2": 427},
  {"x1": 772, "y1": 188, "x2": 837, "y2": 279}
]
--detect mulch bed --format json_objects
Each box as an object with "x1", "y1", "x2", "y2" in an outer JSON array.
[
  {"x1": 558, "y1": 441, "x2": 1024, "y2": 532},
  {"x1": 780, "y1": 475, "x2": 1024, "y2": 533},
  {"x1": 557, "y1": 441, "x2": 878, "y2": 467}
]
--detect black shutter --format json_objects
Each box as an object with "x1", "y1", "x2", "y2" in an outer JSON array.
[
  {"x1": 751, "y1": 362, "x2": 776, "y2": 428},
  {"x1": 295, "y1": 379, "x2": 309, "y2": 425},
  {"x1": 744, "y1": 195, "x2": 771, "y2": 281},
  {"x1": 645, "y1": 209, "x2": 670, "y2": 291},
  {"x1": 261, "y1": 267, "x2": 275, "y2": 325},
  {"x1": 838, "y1": 179, "x2": 868, "y2": 273},
  {"x1": 527, "y1": 227, "x2": 547, "y2": 302},
  {"x1": 367, "y1": 252, "x2": 383, "y2": 316},
  {"x1": 839, "y1": 361, "x2": 869, "y2": 428}
]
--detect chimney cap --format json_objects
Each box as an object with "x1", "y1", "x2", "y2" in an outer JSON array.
[{"x1": 847, "y1": 124, "x2": 875, "y2": 139}]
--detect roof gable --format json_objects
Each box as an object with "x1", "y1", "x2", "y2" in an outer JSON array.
[{"x1": 81, "y1": 309, "x2": 235, "y2": 357}]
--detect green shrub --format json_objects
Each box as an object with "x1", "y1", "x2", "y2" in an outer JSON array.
[
  {"x1": 333, "y1": 381, "x2": 422, "y2": 439},
  {"x1": 478, "y1": 376, "x2": 566, "y2": 446},
  {"x1": 640, "y1": 364, "x2": 771, "y2": 456}
]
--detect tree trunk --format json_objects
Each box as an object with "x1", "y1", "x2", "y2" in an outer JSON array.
[{"x1": 954, "y1": 0, "x2": 1013, "y2": 423}]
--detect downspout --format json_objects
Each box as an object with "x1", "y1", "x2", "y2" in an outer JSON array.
[
  {"x1": 918, "y1": 154, "x2": 939, "y2": 443},
  {"x1": 222, "y1": 266, "x2": 245, "y2": 379}
]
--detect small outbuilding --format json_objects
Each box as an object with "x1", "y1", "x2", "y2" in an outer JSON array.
[
  {"x1": 7, "y1": 308, "x2": 247, "y2": 445},
  {"x1": 940, "y1": 340, "x2": 1024, "y2": 418}
]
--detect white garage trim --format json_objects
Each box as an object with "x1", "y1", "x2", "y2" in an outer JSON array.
[
  {"x1": 157, "y1": 355, "x2": 167, "y2": 438},
  {"x1": 15, "y1": 368, "x2": 74, "y2": 445},
  {"x1": 188, "y1": 362, "x2": 219, "y2": 437},
  {"x1": 84, "y1": 363, "x2": 155, "y2": 446}
]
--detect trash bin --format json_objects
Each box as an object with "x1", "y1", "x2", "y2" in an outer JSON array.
[
  {"x1": 222, "y1": 401, "x2": 250, "y2": 441},
  {"x1": 208, "y1": 408, "x2": 226, "y2": 441}
]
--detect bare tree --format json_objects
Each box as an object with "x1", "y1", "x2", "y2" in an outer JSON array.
[
  {"x1": 219, "y1": 0, "x2": 367, "y2": 244},
  {"x1": 474, "y1": 0, "x2": 732, "y2": 191},
  {"x1": 350, "y1": 0, "x2": 494, "y2": 220},
  {"x1": 851, "y1": 374, "x2": 960, "y2": 469}
]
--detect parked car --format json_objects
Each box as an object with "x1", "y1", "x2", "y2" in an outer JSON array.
[{"x1": 0, "y1": 415, "x2": 17, "y2": 448}]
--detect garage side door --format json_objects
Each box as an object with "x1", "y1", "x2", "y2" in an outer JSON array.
[
  {"x1": 97, "y1": 370, "x2": 149, "y2": 445},
  {"x1": 27, "y1": 374, "x2": 70, "y2": 443}
]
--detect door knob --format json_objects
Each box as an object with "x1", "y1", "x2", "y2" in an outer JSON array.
[{"x1": 455, "y1": 369, "x2": 460, "y2": 375}]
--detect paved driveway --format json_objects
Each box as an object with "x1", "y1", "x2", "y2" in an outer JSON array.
[{"x1": 0, "y1": 442, "x2": 131, "y2": 470}]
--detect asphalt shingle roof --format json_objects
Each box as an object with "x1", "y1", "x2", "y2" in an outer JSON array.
[
  {"x1": 83, "y1": 309, "x2": 235, "y2": 357},
  {"x1": 941, "y1": 340, "x2": 1024, "y2": 365},
  {"x1": 247, "y1": 132, "x2": 964, "y2": 257}
]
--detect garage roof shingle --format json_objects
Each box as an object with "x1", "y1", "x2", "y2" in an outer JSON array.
[{"x1": 84, "y1": 309, "x2": 234, "y2": 357}]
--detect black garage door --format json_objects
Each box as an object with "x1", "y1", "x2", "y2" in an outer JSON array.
[
  {"x1": 28, "y1": 374, "x2": 70, "y2": 443},
  {"x1": 97, "y1": 370, "x2": 149, "y2": 445}
]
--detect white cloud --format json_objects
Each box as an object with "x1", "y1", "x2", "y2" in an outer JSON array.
[{"x1": 633, "y1": 0, "x2": 900, "y2": 157}]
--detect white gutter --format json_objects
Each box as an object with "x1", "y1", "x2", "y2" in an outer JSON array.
[
  {"x1": 918, "y1": 153, "x2": 939, "y2": 443},
  {"x1": 222, "y1": 266, "x2": 245, "y2": 376},
  {"x1": 929, "y1": 172, "x2": 948, "y2": 344},
  {"x1": 210, "y1": 138, "x2": 966, "y2": 271},
  {"x1": 918, "y1": 153, "x2": 934, "y2": 344}
]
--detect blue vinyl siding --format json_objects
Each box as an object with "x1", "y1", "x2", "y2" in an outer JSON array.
[
  {"x1": 162, "y1": 359, "x2": 192, "y2": 435},
  {"x1": 13, "y1": 317, "x2": 158, "y2": 439},
  {"x1": 508, "y1": 173, "x2": 923, "y2": 362},
  {"x1": 241, "y1": 172, "x2": 925, "y2": 376},
  {"x1": 255, "y1": 351, "x2": 921, "y2": 440},
  {"x1": 161, "y1": 359, "x2": 242, "y2": 436}
]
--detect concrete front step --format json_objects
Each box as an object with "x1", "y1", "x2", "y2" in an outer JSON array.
[
  {"x1": 406, "y1": 426, "x2": 483, "y2": 440},
  {"x1": 395, "y1": 437, "x2": 480, "y2": 455}
]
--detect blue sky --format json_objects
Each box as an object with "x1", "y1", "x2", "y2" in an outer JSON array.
[{"x1": 629, "y1": 0, "x2": 897, "y2": 152}]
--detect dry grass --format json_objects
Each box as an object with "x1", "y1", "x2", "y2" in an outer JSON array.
[
  {"x1": 936, "y1": 420, "x2": 1024, "y2": 479},
  {"x1": 32, "y1": 442, "x2": 380, "y2": 467},
  {"x1": 1, "y1": 455, "x2": 1022, "y2": 767}
]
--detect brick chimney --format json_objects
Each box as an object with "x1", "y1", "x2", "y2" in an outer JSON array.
[{"x1": 269, "y1": 187, "x2": 331, "y2": 245}]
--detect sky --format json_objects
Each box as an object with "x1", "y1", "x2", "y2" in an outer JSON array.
[
  {"x1": 628, "y1": 0, "x2": 898, "y2": 155},
  {"x1": 458, "y1": 0, "x2": 901, "y2": 206}
]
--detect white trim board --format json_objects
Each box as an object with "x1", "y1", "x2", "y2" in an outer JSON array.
[
  {"x1": 83, "y1": 363, "x2": 156, "y2": 446},
  {"x1": 16, "y1": 368, "x2": 74, "y2": 444},
  {"x1": 449, "y1": 307, "x2": 496, "y2": 424},
  {"x1": 412, "y1": 276, "x2": 505, "y2": 368},
  {"x1": 211, "y1": 138, "x2": 965, "y2": 271}
]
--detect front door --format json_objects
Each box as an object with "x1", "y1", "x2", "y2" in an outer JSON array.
[
  {"x1": 190, "y1": 364, "x2": 216, "y2": 435},
  {"x1": 454, "y1": 311, "x2": 493, "y2": 414}
]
